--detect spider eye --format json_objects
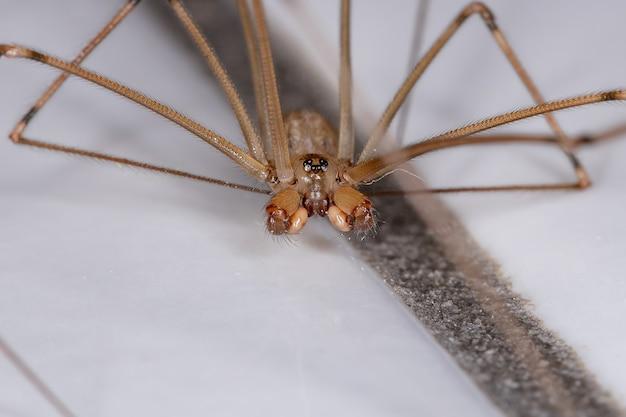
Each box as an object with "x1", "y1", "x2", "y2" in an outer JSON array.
[
  {"x1": 320, "y1": 159, "x2": 329, "y2": 171},
  {"x1": 303, "y1": 159, "x2": 313, "y2": 172}
]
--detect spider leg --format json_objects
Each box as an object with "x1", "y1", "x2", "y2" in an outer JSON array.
[
  {"x1": 358, "y1": 2, "x2": 591, "y2": 186},
  {"x1": 3, "y1": 0, "x2": 266, "y2": 185},
  {"x1": 336, "y1": 0, "x2": 355, "y2": 162},
  {"x1": 251, "y1": 0, "x2": 293, "y2": 184},
  {"x1": 571, "y1": 122, "x2": 626, "y2": 148},
  {"x1": 395, "y1": 0, "x2": 430, "y2": 145},
  {"x1": 348, "y1": 91, "x2": 626, "y2": 184},
  {"x1": 3, "y1": 1, "x2": 270, "y2": 190},
  {"x1": 423, "y1": 123, "x2": 626, "y2": 151},
  {"x1": 10, "y1": 0, "x2": 139, "y2": 142},
  {"x1": 0, "y1": 336, "x2": 77, "y2": 417},
  {"x1": 0, "y1": 44, "x2": 270, "y2": 181},
  {"x1": 365, "y1": 133, "x2": 580, "y2": 196},
  {"x1": 168, "y1": 0, "x2": 267, "y2": 164},
  {"x1": 236, "y1": 0, "x2": 271, "y2": 160},
  {"x1": 434, "y1": 124, "x2": 626, "y2": 150},
  {"x1": 367, "y1": 125, "x2": 626, "y2": 196},
  {"x1": 15, "y1": 137, "x2": 270, "y2": 194},
  {"x1": 370, "y1": 183, "x2": 579, "y2": 197}
]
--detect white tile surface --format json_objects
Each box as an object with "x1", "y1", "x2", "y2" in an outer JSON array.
[{"x1": 0, "y1": 2, "x2": 504, "y2": 417}]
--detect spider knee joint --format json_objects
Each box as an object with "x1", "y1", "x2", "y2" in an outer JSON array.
[
  {"x1": 9, "y1": 108, "x2": 36, "y2": 143},
  {"x1": 462, "y1": 2, "x2": 496, "y2": 27},
  {"x1": 9, "y1": 130, "x2": 22, "y2": 143},
  {"x1": 576, "y1": 173, "x2": 592, "y2": 189}
]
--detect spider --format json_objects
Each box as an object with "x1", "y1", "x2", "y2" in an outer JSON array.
[{"x1": 1, "y1": 0, "x2": 624, "y2": 237}]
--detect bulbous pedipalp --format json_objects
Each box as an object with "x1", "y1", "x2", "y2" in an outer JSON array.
[
  {"x1": 265, "y1": 188, "x2": 303, "y2": 235},
  {"x1": 329, "y1": 186, "x2": 376, "y2": 233}
]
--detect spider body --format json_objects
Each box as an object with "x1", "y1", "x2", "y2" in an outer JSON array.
[
  {"x1": 0, "y1": 0, "x2": 623, "y2": 239},
  {"x1": 265, "y1": 110, "x2": 373, "y2": 235}
]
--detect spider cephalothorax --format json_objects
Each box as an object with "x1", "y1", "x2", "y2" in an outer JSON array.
[{"x1": 264, "y1": 112, "x2": 375, "y2": 235}]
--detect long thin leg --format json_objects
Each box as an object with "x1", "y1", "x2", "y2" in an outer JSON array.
[
  {"x1": 0, "y1": 336, "x2": 77, "y2": 417},
  {"x1": 16, "y1": 137, "x2": 270, "y2": 194},
  {"x1": 347, "y1": 90, "x2": 625, "y2": 184},
  {"x1": 5, "y1": 2, "x2": 267, "y2": 194},
  {"x1": 370, "y1": 183, "x2": 580, "y2": 196},
  {"x1": 10, "y1": 0, "x2": 139, "y2": 142},
  {"x1": 168, "y1": 0, "x2": 267, "y2": 164},
  {"x1": 572, "y1": 122, "x2": 626, "y2": 148},
  {"x1": 0, "y1": 45, "x2": 270, "y2": 181},
  {"x1": 395, "y1": 0, "x2": 430, "y2": 144},
  {"x1": 437, "y1": 123, "x2": 626, "y2": 150},
  {"x1": 251, "y1": 0, "x2": 294, "y2": 184},
  {"x1": 237, "y1": 0, "x2": 271, "y2": 160},
  {"x1": 365, "y1": 133, "x2": 579, "y2": 196},
  {"x1": 336, "y1": 0, "x2": 354, "y2": 162},
  {"x1": 358, "y1": 1, "x2": 587, "y2": 186},
  {"x1": 367, "y1": 124, "x2": 626, "y2": 196}
]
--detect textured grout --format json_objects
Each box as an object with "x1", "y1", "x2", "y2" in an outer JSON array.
[
  {"x1": 355, "y1": 191, "x2": 625, "y2": 417},
  {"x1": 162, "y1": 1, "x2": 626, "y2": 416}
]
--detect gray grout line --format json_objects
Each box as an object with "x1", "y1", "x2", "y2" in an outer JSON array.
[
  {"x1": 354, "y1": 191, "x2": 625, "y2": 417},
  {"x1": 163, "y1": 2, "x2": 626, "y2": 416}
]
